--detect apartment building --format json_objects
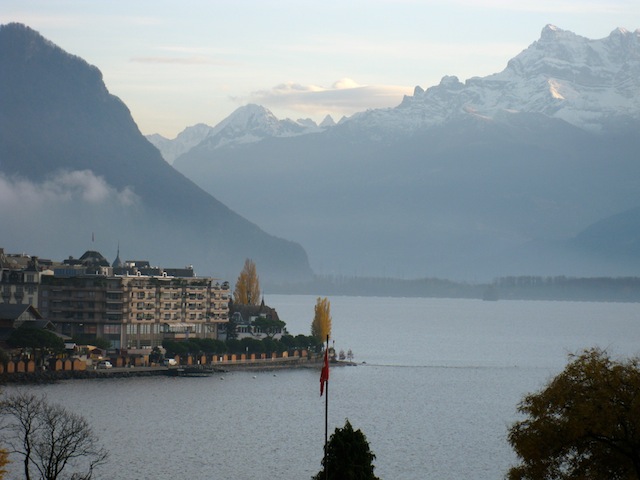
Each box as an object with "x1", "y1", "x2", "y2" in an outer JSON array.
[
  {"x1": 0, "y1": 248, "x2": 48, "y2": 307},
  {"x1": 38, "y1": 250, "x2": 229, "y2": 350}
]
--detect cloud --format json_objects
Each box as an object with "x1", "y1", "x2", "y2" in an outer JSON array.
[
  {"x1": 243, "y1": 79, "x2": 413, "y2": 118},
  {"x1": 130, "y1": 56, "x2": 228, "y2": 66},
  {"x1": 0, "y1": 170, "x2": 138, "y2": 212},
  {"x1": 453, "y1": 0, "x2": 634, "y2": 14}
]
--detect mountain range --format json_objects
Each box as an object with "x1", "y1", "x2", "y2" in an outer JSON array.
[
  {"x1": 0, "y1": 23, "x2": 312, "y2": 282},
  {"x1": 2, "y1": 22, "x2": 639, "y2": 285},
  {"x1": 156, "y1": 25, "x2": 640, "y2": 280}
]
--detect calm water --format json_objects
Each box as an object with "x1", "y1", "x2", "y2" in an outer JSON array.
[{"x1": 6, "y1": 296, "x2": 640, "y2": 479}]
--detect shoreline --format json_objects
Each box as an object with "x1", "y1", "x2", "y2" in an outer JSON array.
[{"x1": 0, "y1": 358, "x2": 356, "y2": 385}]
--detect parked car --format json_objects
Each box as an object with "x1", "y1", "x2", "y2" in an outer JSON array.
[
  {"x1": 97, "y1": 361, "x2": 113, "y2": 369},
  {"x1": 163, "y1": 358, "x2": 178, "y2": 366}
]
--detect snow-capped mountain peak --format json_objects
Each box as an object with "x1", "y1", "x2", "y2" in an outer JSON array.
[
  {"x1": 201, "y1": 103, "x2": 327, "y2": 150},
  {"x1": 155, "y1": 25, "x2": 640, "y2": 161},
  {"x1": 147, "y1": 123, "x2": 214, "y2": 164},
  {"x1": 347, "y1": 25, "x2": 640, "y2": 134},
  {"x1": 149, "y1": 104, "x2": 334, "y2": 161}
]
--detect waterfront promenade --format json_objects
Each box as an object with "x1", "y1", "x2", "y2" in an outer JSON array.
[{"x1": 0, "y1": 353, "x2": 325, "y2": 384}]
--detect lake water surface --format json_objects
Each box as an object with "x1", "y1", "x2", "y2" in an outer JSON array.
[{"x1": 6, "y1": 296, "x2": 640, "y2": 479}]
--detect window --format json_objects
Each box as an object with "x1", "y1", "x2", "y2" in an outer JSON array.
[{"x1": 104, "y1": 325, "x2": 121, "y2": 334}]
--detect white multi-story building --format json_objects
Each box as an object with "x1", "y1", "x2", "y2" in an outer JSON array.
[
  {"x1": 0, "y1": 248, "x2": 48, "y2": 307},
  {"x1": 38, "y1": 250, "x2": 229, "y2": 350}
]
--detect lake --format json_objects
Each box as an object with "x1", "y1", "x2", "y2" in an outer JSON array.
[{"x1": 5, "y1": 295, "x2": 640, "y2": 479}]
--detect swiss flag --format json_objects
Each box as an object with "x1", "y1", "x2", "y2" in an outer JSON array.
[{"x1": 320, "y1": 348, "x2": 329, "y2": 396}]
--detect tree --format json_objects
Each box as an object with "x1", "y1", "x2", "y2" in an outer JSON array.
[
  {"x1": 240, "y1": 337, "x2": 264, "y2": 354},
  {"x1": 7, "y1": 326, "x2": 65, "y2": 367},
  {"x1": 296, "y1": 334, "x2": 321, "y2": 353},
  {"x1": 224, "y1": 313, "x2": 239, "y2": 340},
  {"x1": 0, "y1": 392, "x2": 108, "y2": 480},
  {"x1": 311, "y1": 297, "x2": 332, "y2": 342},
  {"x1": 507, "y1": 348, "x2": 640, "y2": 480},
  {"x1": 313, "y1": 419, "x2": 380, "y2": 480},
  {"x1": 233, "y1": 258, "x2": 261, "y2": 305},
  {"x1": 149, "y1": 346, "x2": 163, "y2": 364},
  {"x1": 0, "y1": 449, "x2": 7, "y2": 480},
  {"x1": 162, "y1": 339, "x2": 187, "y2": 357},
  {"x1": 252, "y1": 316, "x2": 286, "y2": 339}
]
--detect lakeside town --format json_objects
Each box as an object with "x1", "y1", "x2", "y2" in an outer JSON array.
[{"x1": 0, "y1": 246, "x2": 333, "y2": 380}]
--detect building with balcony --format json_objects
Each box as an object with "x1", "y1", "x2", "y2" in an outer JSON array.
[
  {"x1": 0, "y1": 248, "x2": 50, "y2": 307},
  {"x1": 38, "y1": 250, "x2": 229, "y2": 350}
]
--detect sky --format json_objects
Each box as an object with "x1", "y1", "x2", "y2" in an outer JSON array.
[{"x1": 2, "y1": 1, "x2": 639, "y2": 138}]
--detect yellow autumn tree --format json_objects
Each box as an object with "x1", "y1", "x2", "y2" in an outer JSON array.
[
  {"x1": 0, "y1": 448, "x2": 7, "y2": 479},
  {"x1": 311, "y1": 297, "x2": 332, "y2": 342},
  {"x1": 233, "y1": 259, "x2": 261, "y2": 305}
]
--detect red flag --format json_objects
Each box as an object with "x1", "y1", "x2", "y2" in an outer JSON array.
[{"x1": 320, "y1": 348, "x2": 329, "y2": 396}]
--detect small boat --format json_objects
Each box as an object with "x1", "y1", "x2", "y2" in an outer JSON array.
[{"x1": 165, "y1": 366, "x2": 214, "y2": 377}]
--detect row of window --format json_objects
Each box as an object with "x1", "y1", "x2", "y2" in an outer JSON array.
[
  {"x1": 133, "y1": 312, "x2": 208, "y2": 321},
  {"x1": 124, "y1": 323, "x2": 209, "y2": 336}
]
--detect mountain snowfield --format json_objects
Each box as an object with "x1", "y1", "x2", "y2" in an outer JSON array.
[
  {"x1": 151, "y1": 25, "x2": 640, "y2": 163},
  {"x1": 340, "y1": 25, "x2": 640, "y2": 136},
  {"x1": 149, "y1": 104, "x2": 335, "y2": 164}
]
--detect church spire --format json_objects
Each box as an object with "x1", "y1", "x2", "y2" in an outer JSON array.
[{"x1": 112, "y1": 242, "x2": 123, "y2": 268}]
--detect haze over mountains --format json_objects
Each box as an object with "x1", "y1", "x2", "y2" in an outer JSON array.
[
  {"x1": 0, "y1": 23, "x2": 312, "y2": 282},
  {"x1": 2, "y1": 22, "x2": 639, "y2": 285},
  {"x1": 152, "y1": 25, "x2": 640, "y2": 280}
]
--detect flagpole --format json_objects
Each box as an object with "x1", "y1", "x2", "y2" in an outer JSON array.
[{"x1": 324, "y1": 334, "x2": 329, "y2": 480}]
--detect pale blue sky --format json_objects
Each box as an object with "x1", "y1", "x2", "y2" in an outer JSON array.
[{"x1": 2, "y1": 1, "x2": 638, "y2": 137}]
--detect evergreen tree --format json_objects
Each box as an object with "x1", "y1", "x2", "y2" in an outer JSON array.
[{"x1": 313, "y1": 419, "x2": 380, "y2": 480}]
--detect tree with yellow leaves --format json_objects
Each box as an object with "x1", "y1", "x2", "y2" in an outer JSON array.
[
  {"x1": 233, "y1": 259, "x2": 261, "y2": 305},
  {"x1": 311, "y1": 297, "x2": 332, "y2": 342},
  {"x1": 0, "y1": 448, "x2": 7, "y2": 479}
]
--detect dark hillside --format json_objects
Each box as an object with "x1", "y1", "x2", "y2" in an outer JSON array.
[{"x1": 0, "y1": 23, "x2": 312, "y2": 281}]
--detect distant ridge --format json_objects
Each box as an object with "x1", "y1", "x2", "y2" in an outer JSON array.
[
  {"x1": 148, "y1": 104, "x2": 333, "y2": 164},
  {"x1": 172, "y1": 25, "x2": 640, "y2": 280}
]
